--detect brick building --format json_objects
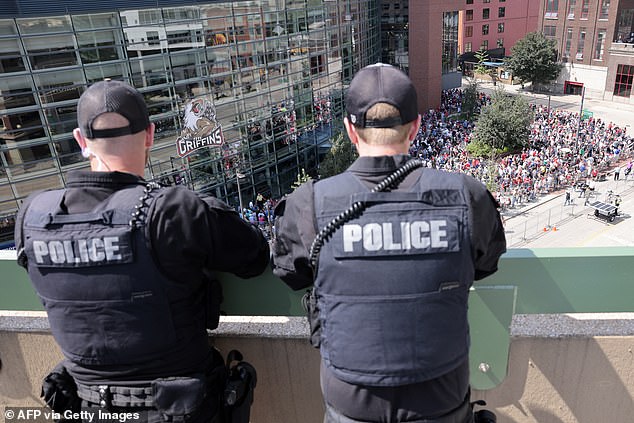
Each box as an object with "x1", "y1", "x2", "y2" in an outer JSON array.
[{"x1": 539, "y1": 0, "x2": 634, "y2": 103}]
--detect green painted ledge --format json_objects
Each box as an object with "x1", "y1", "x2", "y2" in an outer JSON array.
[{"x1": 2, "y1": 247, "x2": 634, "y2": 390}]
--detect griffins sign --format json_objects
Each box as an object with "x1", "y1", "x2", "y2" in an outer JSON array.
[{"x1": 176, "y1": 97, "x2": 224, "y2": 157}]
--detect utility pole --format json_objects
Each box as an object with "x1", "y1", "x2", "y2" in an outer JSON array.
[
  {"x1": 236, "y1": 171, "x2": 245, "y2": 219},
  {"x1": 576, "y1": 86, "x2": 586, "y2": 146},
  {"x1": 579, "y1": 85, "x2": 585, "y2": 117}
]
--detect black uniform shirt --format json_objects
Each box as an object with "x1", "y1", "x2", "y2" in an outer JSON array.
[
  {"x1": 15, "y1": 170, "x2": 270, "y2": 381},
  {"x1": 271, "y1": 154, "x2": 506, "y2": 420},
  {"x1": 272, "y1": 155, "x2": 506, "y2": 289}
]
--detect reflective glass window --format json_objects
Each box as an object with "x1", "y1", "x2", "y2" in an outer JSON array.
[
  {"x1": 23, "y1": 34, "x2": 77, "y2": 70},
  {"x1": 546, "y1": 0, "x2": 559, "y2": 18},
  {"x1": 32, "y1": 69, "x2": 84, "y2": 104},
  {"x1": 0, "y1": 75, "x2": 36, "y2": 110},
  {"x1": 581, "y1": 0, "x2": 590, "y2": 19},
  {"x1": 77, "y1": 30, "x2": 124, "y2": 63},
  {"x1": 54, "y1": 135, "x2": 83, "y2": 166},
  {"x1": 599, "y1": 0, "x2": 610, "y2": 20},
  {"x1": 0, "y1": 38, "x2": 26, "y2": 73},
  {"x1": 143, "y1": 87, "x2": 178, "y2": 116},
  {"x1": 17, "y1": 17, "x2": 72, "y2": 34},
  {"x1": 594, "y1": 30, "x2": 606, "y2": 60},
  {"x1": 169, "y1": 50, "x2": 208, "y2": 82},
  {"x1": 0, "y1": 19, "x2": 18, "y2": 36},
  {"x1": 163, "y1": 6, "x2": 201, "y2": 23},
  {"x1": 44, "y1": 104, "x2": 78, "y2": 136},
  {"x1": 73, "y1": 13, "x2": 120, "y2": 30},
  {"x1": 84, "y1": 63, "x2": 130, "y2": 84},
  {"x1": 130, "y1": 56, "x2": 170, "y2": 87},
  {"x1": 565, "y1": 28, "x2": 573, "y2": 57},
  {"x1": 568, "y1": 0, "x2": 576, "y2": 19},
  {"x1": 614, "y1": 64, "x2": 633, "y2": 97}
]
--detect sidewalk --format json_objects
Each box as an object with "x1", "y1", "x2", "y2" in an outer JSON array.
[{"x1": 501, "y1": 174, "x2": 634, "y2": 248}]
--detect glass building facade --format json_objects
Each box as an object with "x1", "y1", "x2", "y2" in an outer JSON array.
[
  {"x1": 0, "y1": 0, "x2": 380, "y2": 244},
  {"x1": 379, "y1": 1, "x2": 409, "y2": 72}
]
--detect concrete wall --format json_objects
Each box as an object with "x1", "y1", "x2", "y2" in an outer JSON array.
[
  {"x1": 2, "y1": 315, "x2": 633, "y2": 423},
  {"x1": 481, "y1": 336, "x2": 634, "y2": 423},
  {"x1": 557, "y1": 63, "x2": 609, "y2": 99}
]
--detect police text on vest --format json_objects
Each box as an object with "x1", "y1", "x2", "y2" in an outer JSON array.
[
  {"x1": 343, "y1": 220, "x2": 449, "y2": 252},
  {"x1": 32, "y1": 237, "x2": 123, "y2": 265}
]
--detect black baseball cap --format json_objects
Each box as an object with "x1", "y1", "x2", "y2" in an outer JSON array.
[
  {"x1": 77, "y1": 80, "x2": 150, "y2": 139},
  {"x1": 346, "y1": 63, "x2": 418, "y2": 128}
]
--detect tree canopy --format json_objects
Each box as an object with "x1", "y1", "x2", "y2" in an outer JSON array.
[
  {"x1": 504, "y1": 32, "x2": 562, "y2": 89},
  {"x1": 319, "y1": 132, "x2": 358, "y2": 178},
  {"x1": 462, "y1": 78, "x2": 480, "y2": 118},
  {"x1": 467, "y1": 88, "x2": 533, "y2": 158}
]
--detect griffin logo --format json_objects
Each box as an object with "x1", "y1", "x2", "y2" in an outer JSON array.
[{"x1": 176, "y1": 97, "x2": 224, "y2": 157}]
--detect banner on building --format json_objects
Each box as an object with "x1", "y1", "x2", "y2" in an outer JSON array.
[{"x1": 176, "y1": 97, "x2": 224, "y2": 157}]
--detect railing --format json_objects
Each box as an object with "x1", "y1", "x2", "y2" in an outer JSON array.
[
  {"x1": 610, "y1": 41, "x2": 634, "y2": 53},
  {"x1": 504, "y1": 176, "x2": 634, "y2": 247}
]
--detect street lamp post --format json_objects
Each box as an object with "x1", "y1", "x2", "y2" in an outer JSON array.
[{"x1": 576, "y1": 86, "x2": 586, "y2": 147}]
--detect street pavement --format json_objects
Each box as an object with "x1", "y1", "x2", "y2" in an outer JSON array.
[
  {"x1": 471, "y1": 79, "x2": 634, "y2": 248},
  {"x1": 501, "y1": 175, "x2": 634, "y2": 248}
]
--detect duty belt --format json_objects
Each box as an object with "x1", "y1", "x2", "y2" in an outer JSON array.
[{"x1": 76, "y1": 382, "x2": 154, "y2": 408}]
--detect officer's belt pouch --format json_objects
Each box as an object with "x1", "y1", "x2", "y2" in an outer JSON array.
[
  {"x1": 302, "y1": 289, "x2": 321, "y2": 348},
  {"x1": 152, "y1": 374, "x2": 206, "y2": 422},
  {"x1": 41, "y1": 362, "x2": 81, "y2": 413}
]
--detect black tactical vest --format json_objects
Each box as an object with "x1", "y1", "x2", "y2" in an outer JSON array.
[
  {"x1": 313, "y1": 169, "x2": 474, "y2": 386},
  {"x1": 21, "y1": 185, "x2": 202, "y2": 367}
]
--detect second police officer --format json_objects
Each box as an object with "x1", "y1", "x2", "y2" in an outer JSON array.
[{"x1": 272, "y1": 64, "x2": 507, "y2": 423}]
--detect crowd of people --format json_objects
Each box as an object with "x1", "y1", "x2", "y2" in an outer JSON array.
[
  {"x1": 241, "y1": 195, "x2": 278, "y2": 239},
  {"x1": 0, "y1": 214, "x2": 16, "y2": 246},
  {"x1": 240, "y1": 86, "x2": 632, "y2": 238},
  {"x1": 406, "y1": 88, "x2": 632, "y2": 212},
  {"x1": 245, "y1": 95, "x2": 334, "y2": 151}
]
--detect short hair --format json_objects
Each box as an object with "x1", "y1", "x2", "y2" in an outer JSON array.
[{"x1": 354, "y1": 103, "x2": 412, "y2": 145}]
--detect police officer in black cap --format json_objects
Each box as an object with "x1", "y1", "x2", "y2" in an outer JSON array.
[
  {"x1": 15, "y1": 80, "x2": 270, "y2": 422},
  {"x1": 271, "y1": 64, "x2": 506, "y2": 423}
]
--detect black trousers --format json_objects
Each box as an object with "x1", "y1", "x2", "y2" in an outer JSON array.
[{"x1": 324, "y1": 396, "x2": 474, "y2": 423}]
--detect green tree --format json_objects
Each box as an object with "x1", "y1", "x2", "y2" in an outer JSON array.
[
  {"x1": 319, "y1": 132, "x2": 358, "y2": 178},
  {"x1": 504, "y1": 32, "x2": 563, "y2": 90},
  {"x1": 473, "y1": 49, "x2": 489, "y2": 76},
  {"x1": 462, "y1": 78, "x2": 480, "y2": 118},
  {"x1": 474, "y1": 49, "x2": 498, "y2": 86},
  {"x1": 467, "y1": 88, "x2": 533, "y2": 158}
]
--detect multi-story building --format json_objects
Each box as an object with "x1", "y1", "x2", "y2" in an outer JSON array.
[
  {"x1": 0, "y1": 0, "x2": 380, "y2": 245},
  {"x1": 460, "y1": 0, "x2": 540, "y2": 55},
  {"x1": 539, "y1": 0, "x2": 634, "y2": 102}
]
